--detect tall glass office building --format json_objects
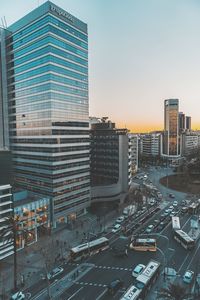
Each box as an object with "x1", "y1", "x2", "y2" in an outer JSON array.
[
  {"x1": 2, "y1": 1, "x2": 90, "y2": 226},
  {"x1": 163, "y1": 99, "x2": 180, "y2": 156}
]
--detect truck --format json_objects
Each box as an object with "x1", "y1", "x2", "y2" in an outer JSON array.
[
  {"x1": 123, "y1": 205, "x2": 136, "y2": 218},
  {"x1": 172, "y1": 216, "x2": 181, "y2": 231}
]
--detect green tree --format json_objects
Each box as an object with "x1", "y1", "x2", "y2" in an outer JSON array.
[{"x1": 157, "y1": 282, "x2": 192, "y2": 300}]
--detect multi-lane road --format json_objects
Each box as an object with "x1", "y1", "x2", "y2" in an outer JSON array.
[{"x1": 23, "y1": 166, "x2": 200, "y2": 300}]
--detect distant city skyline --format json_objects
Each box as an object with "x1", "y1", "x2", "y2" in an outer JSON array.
[{"x1": 1, "y1": 0, "x2": 200, "y2": 132}]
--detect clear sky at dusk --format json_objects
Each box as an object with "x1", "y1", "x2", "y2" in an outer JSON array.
[{"x1": 1, "y1": 0, "x2": 200, "y2": 132}]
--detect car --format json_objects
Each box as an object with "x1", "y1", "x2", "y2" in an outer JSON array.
[
  {"x1": 116, "y1": 216, "x2": 125, "y2": 223},
  {"x1": 112, "y1": 224, "x2": 121, "y2": 233},
  {"x1": 47, "y1": 266, "x2": 64, "y2": 280},
  {"x1": 169, "y1": 193, "x2": 175, "y2": 198},
  {"x1": 156, "y1": 222, "x2": 165, "y2": 231},
  {"x1": 183, "y1": 270, "x2": 194, "y2": 284},
  {"x1": 160, "y1": 214, "x2": 166, "y2": 221},
  {"x1": 153, "y1": 219, "x2": 159, "y2": 227},
  {"x1": 145, "y1": 224, "x2": 154, "y2": 233},
  {"x1": 10, "y1": 292, "x2": 25, "y2": 300},
  {"x1": 168, "y1": 206, "x2": 174, "y2": 211},
  {"x1": 132, "y1": 264, "x2": 146, "y2": 278},
  {"x1": 107, "y1": 278, "x2": 123, "y2": 295},
  {"x1": 170, "y1": 211, "x2": 176, "y2": 217},
  {"x1": 181, "y1": 207, "x2": 188, "y2": 214},
  {"x1": 173, "y1": 201, "x2": 178, "y2": 207},
  {"x1": 164, "y1": 209, "x2": 170, "y2": 216}
]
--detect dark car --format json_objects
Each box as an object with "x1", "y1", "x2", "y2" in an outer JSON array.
[
  {"x1": 157, "y1": 222, "x2": 165, "y2": 231},
  {"x1": 107, "y1": 279, "x2": 123, "y2": 295},
  {"x1": 160, "y1": 214, "x2": 166, "y2": 221}
]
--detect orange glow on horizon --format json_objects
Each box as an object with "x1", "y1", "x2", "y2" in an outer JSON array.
[{"x1": 116, "y1": 122, "x2": 200, "y2": 133}]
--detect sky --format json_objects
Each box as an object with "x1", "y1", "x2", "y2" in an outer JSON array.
[{"x1": 1, "y1": 0, "x2": 200, "y2": 132}]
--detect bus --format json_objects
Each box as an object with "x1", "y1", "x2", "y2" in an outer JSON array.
[
  {"x1": 174, "y1": 230, "x2": 195, "y2": 250},
  {"x1": 135, "y1": 260, "x2": 160, "y2": 298},
  {"x1": 130, "y1": 238, "x2": 156, "y2": 252},
  {"x1": 172, "y1": 216, "x2": 181, "y2": 231},
  {"x1": 120, "y1": 285, "x2": 142, "y2": 300},
  {"x1": 70, "y1": 237, "x2": 109, "y2": 261}
]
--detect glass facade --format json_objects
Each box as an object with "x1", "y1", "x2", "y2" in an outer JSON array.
[
  {"x1": 6, "y1": 1, "x2": 90, "y2": 226},
  {"x1": 163, "y1": 99, "x2": 180, "y2": 156}
]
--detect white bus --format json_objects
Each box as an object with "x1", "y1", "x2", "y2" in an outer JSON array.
[
  {"x1": 120, "y1": 285, "x2": 142, "y2": 300},
  {"x1": 70, "y1": 237, "x2": 109, "y2": 261},
  {"x1": 130, "y1": 238, "x2": 157, "y2": 252},
  {"x1": 174, "y1": 230, "x2": 195, "y2": 250},
  {"x1": 172, "y1": 216, "x2": 181, "y2": 231},
  {"x1": 135, "y1": 260, "x2": 160, "y2": 297}
]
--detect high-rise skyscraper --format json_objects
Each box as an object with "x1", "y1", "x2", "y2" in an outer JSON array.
[
  {"x1": 0, "y1": 1, "x2": 90, "y2": 227},
  {"x1": 163, "y1": 99, "x2": 180, "y2": 156},
  {"x1": 179, "y1": 112, "x2": 185, "y2": 132},
  {"x1": 186, "y1": 116, "x2": 191, "y2": 131}
]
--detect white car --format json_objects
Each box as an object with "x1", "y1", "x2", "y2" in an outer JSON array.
[
  {"x1": 173, "y1": 201, "x2": 178, "y2": 207},
  {"x1": 11, "y1": 292, "x2": 25, "y2": 300},
  {"x1": 112, "y1": 224, "x2": 121, "y2": 233},
  {"x1": 145, "y1": 224, "x2": 154, "y2": 233},
  {"x1": 47, "y1": 266, "x2": 64, "y2": 280},
  {"x1": 132, "y1": 264, "x2": 146, "y2": 278},
  {"x1": 183, "y1": 270, "x2": 194, "y2": 284},
  {"x1": 116, "y1": 216, "x2": 125, "y2": 223}
]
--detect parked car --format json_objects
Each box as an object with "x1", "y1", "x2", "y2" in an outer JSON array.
[
  {"x1": 170, "y1": 211, "x2": 176, "y2": 217},
  {"x1": 145, "y1": 224, "x2": 154, "y2": 233},
  {"x1": 112, "y1": 224, "x2": 121, "y2": 233},
  {"x1": 116, "y1": 216, "x2": 125, "y2": 223},
  {"x1": 107, "y1": 279, "x2": 123, "y2": 295},
  {"x1": 47, "y1": 266, "x2": 64, "y2": 280},
  {"x1": 183, "y1": 270, "x2": 194, "y2": 284},
  {"x1": 11, "y1": 292, "x2": 25, "y2": 300},
  {"x1": 173, "y1": 201, "x2": 178, "y2": 207},
  {"x1": 132, "y1": 264, "x2": 146, "y2": 278},
  {"x1": 168, "y1": 206, "x2": 174, "y2": 211},
  {"x1": 153, "y1": 219, "x2": 159, "y2": 227},
  {"x1": 160, "y1": 214, "x2": 166, "y2": 221},
  {"x1": 169, "y1": 193, "x2": 175, "y2": 198}
]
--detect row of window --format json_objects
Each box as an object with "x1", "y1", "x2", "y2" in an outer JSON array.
[
  {"x1": 9, "y1": 45, "x2": 87, "y2": 71},
  {"x1": 12, "y1": 14, "x2": 87, "y2": 44},
  {"x1": 15, "y1": 167, "x2": 90, "y2": 181},
  {"x1": 9, "y1": 54, "x2": 87, "y2": 76},
  {"x1": 10, "y1": 127, "x2": 90, "y2": 136},
  {"x1": 14, "y1": 159, "x2": 89, "y2": 171},
  {"x1": 13, "y1": 23, "x2": 87, "y2": 51},
  {"x1": 13, "y1": 63, "x2": 88, "y2": 82},
  {"x1": 9, "y1": 92, "x2": 88, "y2": 107},
  {"x1": 11, "y1": 137, "x2": 89, "y2": 144},
  {"x1": 12, "y1": 35, "x2": 87, "y2": 60},
  {"x1": 12, "y1": 145, "x2": 90, "y2": 153},
  {"x1": 10, "y1": 73, "x2": 87, "y2": 91},
  {"x1": 13, "y1": 153, "x2": 90, "y2": 162},
  {"x1": 9, "y1": 82, "x2": 88, "y2": 98}
]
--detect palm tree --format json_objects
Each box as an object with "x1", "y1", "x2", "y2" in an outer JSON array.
[{"x1": 157, "y1": 282, "x2": 192, "y2": 300}]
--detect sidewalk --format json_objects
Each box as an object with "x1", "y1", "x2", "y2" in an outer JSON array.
[{"x1": 1, "y1": 210, "x2": 118, "y2": 296}]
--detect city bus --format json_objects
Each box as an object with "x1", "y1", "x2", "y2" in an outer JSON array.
[
  {"x1": 120, "y1": 285, "x2": 142, "y2": 300},
  {"x1": 172, "y1": 216, "x2": 181, "y2": 231},
  {"x1": 134, "y1": 260, "x2": 160, "y2": 298},
  {"x1": 174, "y1": 230, "x2": 195, "y2": 250},
  {"x1": 70, "y1": 237, "x2": 109, "y2": 261},
  {"x1": 130, "y1": 238, "x2": 157, "y2": 252}
]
